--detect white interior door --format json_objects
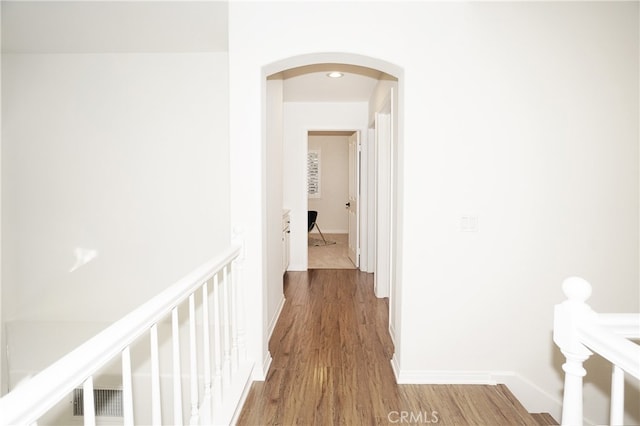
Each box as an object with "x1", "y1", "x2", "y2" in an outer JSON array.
[{"x1": 347, "y1": 131, "x2": 360, "y2": 267}]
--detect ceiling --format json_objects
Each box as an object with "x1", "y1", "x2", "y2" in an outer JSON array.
[
  {"x1": 277, "y1": 63, "x2": 392, "y2": 102},
  {"x1": 2, "y1": 2, "x2": 395, "y2": 102},
  {"x1": 1, "y1": 1, "x2": 228, "y2": 53}
]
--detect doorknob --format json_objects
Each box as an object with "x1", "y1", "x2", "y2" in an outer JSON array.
[{"x1": 345, "y1": 202, "x2": 351, "y2": 207}]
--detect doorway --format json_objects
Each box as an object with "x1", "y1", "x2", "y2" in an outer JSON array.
[
  {"x1": 262, "y1": 53, "x2": 403, "y2": 377},
  {"x1": 307, "y1": 131, "x2": 358, "y2": 269},
  {"x1": 267, "y1": 60, "x2": 398, "y2": 281}
]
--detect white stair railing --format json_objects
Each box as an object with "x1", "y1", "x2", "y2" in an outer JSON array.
[
  {"x1": 553, "y1": 277, "x2": 640, "y2": 426},
  {"x1": 0, "y1": 243, "x2": 253, "y2": 426}
]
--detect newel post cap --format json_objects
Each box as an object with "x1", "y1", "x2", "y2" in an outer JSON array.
[
  {"x1": 562, "y1": 276, "x2": 592, "y2": 302},
  {"x1": 554, "y1": 276, "x2": 594, "y2": 356}
]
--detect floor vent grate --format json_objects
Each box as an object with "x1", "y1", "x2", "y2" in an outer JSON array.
[{"x1": 73, "y1": 388, "x2": 123, "y2": 417}]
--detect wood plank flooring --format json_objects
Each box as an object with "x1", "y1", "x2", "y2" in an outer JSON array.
[
  {"x1": 308, "y1": 233, "x2": 355, "y2": 269},
  {"x1": 237, "y1": 270, "x2": 552, "y2": 425}
]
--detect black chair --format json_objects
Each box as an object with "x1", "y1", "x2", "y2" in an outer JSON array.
[{"x1": 308, "y1": 210, "x2": 328, "y2": 245}]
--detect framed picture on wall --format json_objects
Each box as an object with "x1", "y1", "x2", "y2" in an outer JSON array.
[{"x1": 307, "y1": 150, "x2": 321, "y2": 198}]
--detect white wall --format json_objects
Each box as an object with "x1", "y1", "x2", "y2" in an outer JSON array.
[
  {"x1": 2, "y1": 52, "x2": 231, "y2": 378},
  {"x1": 308, "y1": 134, "x2": 349, "y2": 234},
  {"x1": 0, "y1": 2, "x2": 4, "y2": 394},
  {"x1": 265, "y1": 78, "x2": 285, "y2": 345},
  {"x1": 229, "y1": 2, "x2": 639, "y2": 423},
  {"x1": 282, "y1": 102, "x2": 368, "y2": 271}
]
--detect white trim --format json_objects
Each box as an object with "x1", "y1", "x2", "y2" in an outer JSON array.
[
  {"x1": 393, "y1": 369, "x2": 497, "y2": 385},
  {"x1": 213, "y1": 361, "x2": 254, "y2": 426},
  {"x1": 374, "y1": 97, "x2": 392, "y2": 299},
  {"x1": 253, "y1": 354, "x2": 272, "y2": 381},
  {"x1": 287, "y1": 263, "x2": 306, "y2": 272},
  {"x1": 388, "y1": 322, "x2": 397, "y2": 348},
  {"x1": 229, "y1": 362, "x2": 256, "y2": 426},
  {"x1": 492, "y1": 372, "x2": 566, "y2": 424},
  {"x1": 390, "y1": 355, "x2": 401, "y2": 382},
  {"x1": 267, "y1": 296, "x2": 286, "y2": 341}
]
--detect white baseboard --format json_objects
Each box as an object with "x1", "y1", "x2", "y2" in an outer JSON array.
[
  {"x1": 229, "y1": 362, "x2": 256, "y2": 426},
  {"x1": 390, "y1": 355, "x2": 401, "y2": 382},
  {"x1": 228, "y1": 299, "x2": 283, "y2": 424},
  {"x1": 259, "y1": 295, "x2": 286, "y2": 383},
  {"x1": 287, "y1": 263, "x2": 306, "y2": 271},
  {"x1": 267, "y1": 296, "x2": 286, "y2": 341},
  {"x1": 388, "y1": 324, "x2": 397, "y2": 348},
  {"x1": 393, "y1": 368, "x2": 497, "y2": 385},
  {"x1": 491, "y1": 372, "x2": 562, "y2": 421},
  {"x1": 258, "y1": 295, "x2": 284, "y2": 381},
  {"x1": 252, "y1": 351, "x2": 273, "y2": 382},
  {"x1": 495, "y1": 372, "x2": 601, "y2": 425},
  {"x1": 212, "y1": 360, "x2": 254, "y2": 426}
]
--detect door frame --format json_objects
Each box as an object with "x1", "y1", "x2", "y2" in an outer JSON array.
[
  {"x1": 260, "y1": 52, "x2": 404, "y2": 381},
  {"x1": 304, "y1": 128, "x2": 364, "y2": 270},
  {"x1": 373, "y1": 91, "x2": 393, "y2": 299},
  {"x1": 347, "y1": 131, "x2": 360, "y2": 268}
]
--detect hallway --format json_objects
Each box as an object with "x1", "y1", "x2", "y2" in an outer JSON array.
[{"x1": 237, "y1": 270, "x2": 554, "y2": 425}]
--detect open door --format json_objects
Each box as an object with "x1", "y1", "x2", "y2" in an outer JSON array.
[{"x1": 347, "y1": 131, "x2": 360, "y2": 267}]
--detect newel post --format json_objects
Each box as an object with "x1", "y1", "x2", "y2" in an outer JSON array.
[{"x1": 553, "y1": 277, "x2": 595, "y2": 426}]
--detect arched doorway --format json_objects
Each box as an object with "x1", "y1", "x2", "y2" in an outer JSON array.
[{"x1": 261, "y1": 53, "x2": 404, "y2": 374}]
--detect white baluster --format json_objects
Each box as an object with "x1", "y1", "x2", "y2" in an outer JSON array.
[
  {"x1": 172, "y1": 308, "x2": 184, "y2": 426},
  {"x1": 202, "y1": 281, "x2": 213, "y2": 424},
  {"x1": 222, "y1": 265, "x2": 232, "y2": 384},
  {"x1": 554, "y1": 277, "x2": 594, "y2": 426},
  {"x1": 559, "y1": 349, "x2": 590, "y2": 426},
  {"x1": 212, "y1": 273, "x2": 223, "y2": 404},
  {"x1": 122, "y1": 346, "x2": 134, "y2": 426},
  {"x1": 150, "y1": 324, "x2": 162, "y2": 425},
  {"x1": 188, "y1": 293, "x2": 199, "y2": 425},
  {"x1": 232, "y1": 226, "x2": 247, "y2": 361},
  {"x1": 83, "y1": 376, "x2": 96, "y2": 426},
  {"x1": 230, "y1": 260, "x2": 239, "y2": 372},
  {"x1": 610, "y1": 365, "x2": 625, "y2": 425}
]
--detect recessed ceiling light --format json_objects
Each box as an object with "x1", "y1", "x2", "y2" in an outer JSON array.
[{"x1": 327, "y1": 71, "x2": 344, "y2": 78}]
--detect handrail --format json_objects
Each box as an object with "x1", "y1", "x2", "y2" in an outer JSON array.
[
  {"x1": 578, "y1": 323, "x2": 640, "y2": 379},
  {"x1": 598, "y1": 313, "x2": 640, "y2": 339},
  {"x1": 0, "y1": 245, "x2": 241, "y2": 426},
  {"x1": 553, "y1": 276, "x2": 640, "y2": 426}
]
